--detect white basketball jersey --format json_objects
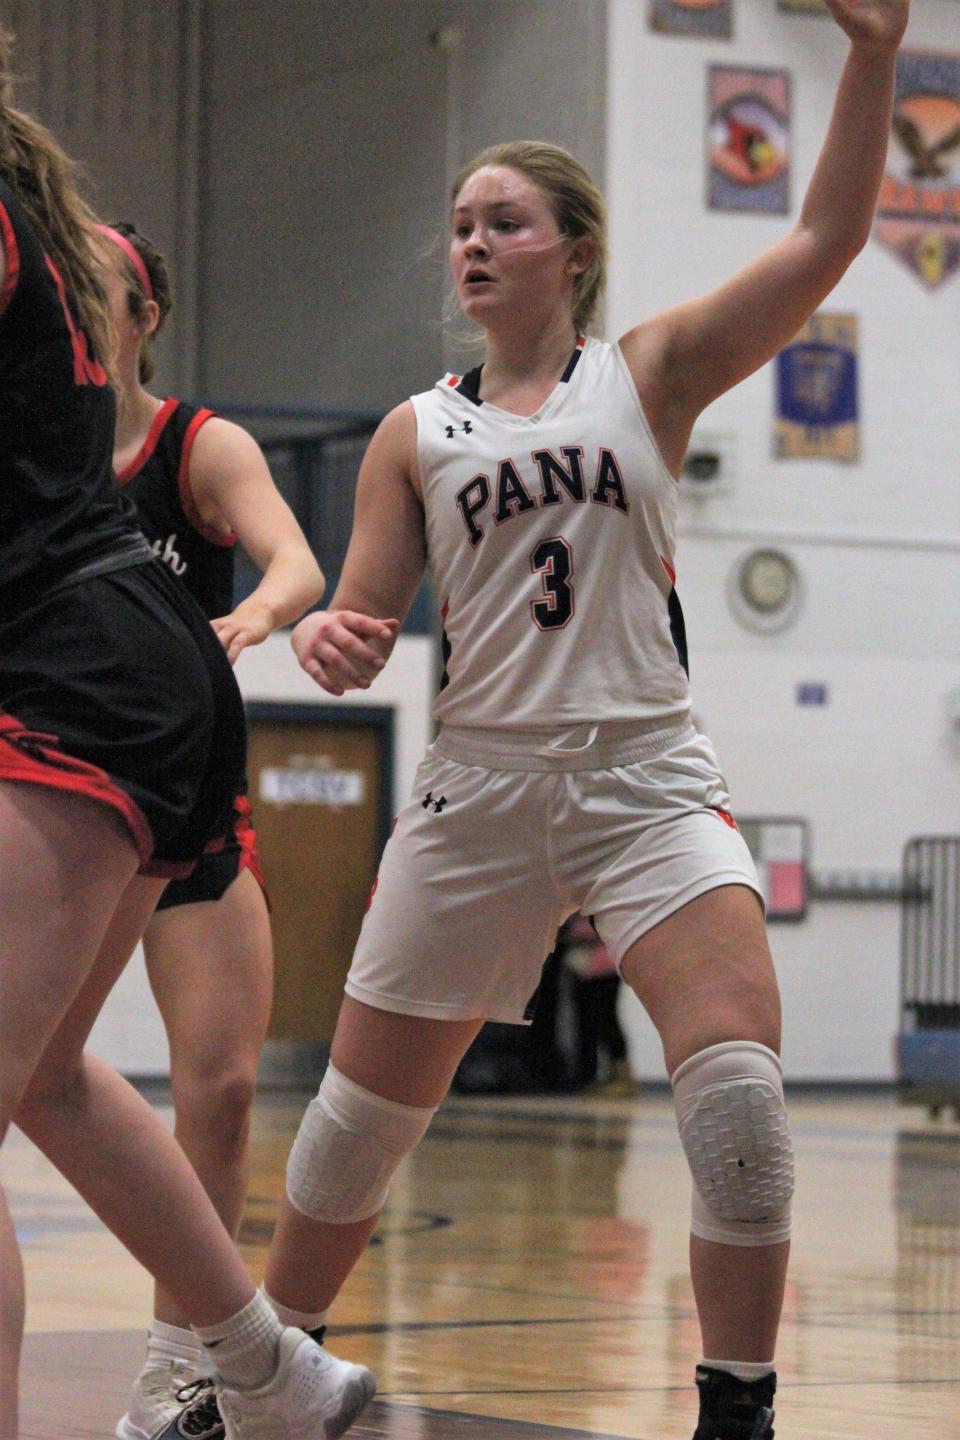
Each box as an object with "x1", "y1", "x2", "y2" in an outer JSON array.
[{"x1": 411, "y1": 337, "x2": 692, "y2": 729}]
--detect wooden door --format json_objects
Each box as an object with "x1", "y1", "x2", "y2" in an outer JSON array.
[{"x1": 246, "y1": 705, "x2": 392, "y2": 1050}]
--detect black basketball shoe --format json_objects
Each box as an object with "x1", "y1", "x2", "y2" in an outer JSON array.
[{"x1": 692, "y1": 1365, "x2": 776, "y2": 1439}]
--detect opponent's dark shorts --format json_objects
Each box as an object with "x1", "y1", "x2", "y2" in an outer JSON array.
[
  {"x1": 156, "y1": 794, "x2": 269, "y2": 909},
  {"x1": 0, "y1": 559, "x2": 246, "y2": 877}
]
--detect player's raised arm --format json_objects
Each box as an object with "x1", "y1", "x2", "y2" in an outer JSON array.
[
  {"x1": 291, "y1": 400, "x2": 426, "y2": 695},
  {"x1": 621, "y1": 0, "x2": 909, "y2": 474}
]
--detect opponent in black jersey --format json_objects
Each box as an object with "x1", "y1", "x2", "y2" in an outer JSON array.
[
  {"x1": 0, "y1": 32, "x2": 334, "y2": 1439},
  {"x1": 96, "y1": 221, "x2": 326, "y2": 1440},
  {"x1": 119, "y1": 398, "x2": 235, "y2": 620},
  {"x1": 0, "y1": 175, "x2": 149, "y2": 613},
  {"x1": 235, "y1": 9, "x2": 907, "y2": 1440}
]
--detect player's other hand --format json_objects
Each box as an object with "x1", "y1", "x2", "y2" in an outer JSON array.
[{"x1": 291, "y1": 610, "x2": 400, "y2": 695}]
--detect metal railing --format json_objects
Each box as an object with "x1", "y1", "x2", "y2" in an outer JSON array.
[
  {"x1": 901, "y1": 837, "x2": 960, "y2": 1030},
  {"x1": 217, "y1": 406, "x2": 435, "y2": 635}
]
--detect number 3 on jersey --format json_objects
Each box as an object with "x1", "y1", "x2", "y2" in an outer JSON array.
[{"x1": 530, "y1": 537, "x2": 574, "y2": 630}]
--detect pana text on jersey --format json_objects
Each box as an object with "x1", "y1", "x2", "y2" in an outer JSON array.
[{"x1": 455, "y1": 445, "x2": 629, "y2": 547}]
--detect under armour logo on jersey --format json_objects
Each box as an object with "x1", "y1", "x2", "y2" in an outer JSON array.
[
  {"x1": 444, "y1": 421, "x2": 473, "y2": 439},
  {"x1": 422, "y1": 791, "x2": 447, "y2": 813}
]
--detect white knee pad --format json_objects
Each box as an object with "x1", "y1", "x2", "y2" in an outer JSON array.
[
  {"x1": 671, "y1": 1041, "x2": 793, "y2": 1247},
  {"x1": 285, "y1": 1064, "x2": 436, "y2": 1224}
]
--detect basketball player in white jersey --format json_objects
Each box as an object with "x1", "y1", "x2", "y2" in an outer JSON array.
[{"x1": 167, "y1": 3, "x2": 907, "y2": 1437}]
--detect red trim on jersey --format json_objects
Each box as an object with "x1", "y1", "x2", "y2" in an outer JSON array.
[
  {"x1": 364, "y1": 815, "x2": 399, "y2": 913},
  {"x1": 0, "y1": 201, "x2": 21, "y2": 317},
  {"x1": 0, "y1": 712, "x2": 161, "y2": 871},
  {"x1": 446, "y1": 375, "x2": 461, "y2": 387},
  {"x1": 712, "y1": 807, "x2": 738, "y2": 830},
  {"x1": 660, "y1": 555, "x2": 676, "y2": 586},
  {"x1": 116, "y1": 397, "x2": 179, "y2": 482},
  {"x1": 178, "y1": 409, "x2": 237, "y2": 548},
  {"x1": 43, "y1": 255, "x2": 107, "y2": 386},
  {"x1": 232, "y1": 794, "x2": 269, "y2": 903}
]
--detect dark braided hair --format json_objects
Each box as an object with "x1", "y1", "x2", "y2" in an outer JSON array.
[{"x1": 106, "y1": 221, "x2": 173, "y2": 383}]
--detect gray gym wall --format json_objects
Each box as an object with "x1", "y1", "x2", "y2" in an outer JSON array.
[
  {"x1": 5, "y1": 0, "x2": 204, "y2": 391},
  {"x1": 7, "y1": 0, "x2": 607, "y2": 410},
  {"x1": 201, "y1": 0, "x2": 607, "y2": 407}
]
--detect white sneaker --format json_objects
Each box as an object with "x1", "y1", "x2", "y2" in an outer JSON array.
[
  {"x1": 217, "y1": 1327, "x2": 377, "y2": 1440},
  {"x1": 116, "y1": 1362, "x2": 202, "y2": 1440}
]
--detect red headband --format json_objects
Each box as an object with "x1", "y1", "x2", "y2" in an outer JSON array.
[{"x1": 96, "y1": 225, "x2": 154, "y2": 303}]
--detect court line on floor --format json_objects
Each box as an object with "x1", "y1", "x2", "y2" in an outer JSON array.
[
  {"x1": 377, "y1": 1376, "x2": 960, "y2": 1400},
  {"x1": 332, "y1": 1309, "x2": 960, "y2": 1346},
  {"x1": 427, "y1": 1118, "x2": 912, "y2": 1154},
  {"x1": 439, "y1": 1103, "x2": 959, "y2": 1149}
]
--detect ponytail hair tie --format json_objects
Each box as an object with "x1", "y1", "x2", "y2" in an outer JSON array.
[{"x1": 96, "y1": 224, "x2": 154, "y2": 303}]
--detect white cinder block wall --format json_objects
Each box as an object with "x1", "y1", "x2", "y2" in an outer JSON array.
[{"x1": 606, "y1": 0, "x2": 960, "y2": 1079}]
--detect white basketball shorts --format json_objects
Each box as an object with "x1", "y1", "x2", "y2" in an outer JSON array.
[{"x1": 345, "y1": 719, "x2": 762, "y2": 1025}]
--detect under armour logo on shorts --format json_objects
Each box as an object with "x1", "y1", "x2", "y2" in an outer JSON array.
[
  {"x1": 444, "y1": 421, "x2": 473, "y2": 439},
  {"x1": 422, "y1": 791, "x2": 447, "y2": 813}
]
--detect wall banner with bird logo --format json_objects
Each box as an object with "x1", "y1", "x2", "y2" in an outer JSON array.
[
  {"x1": 774, "y1": 312, "x2": 859, "y2": 462},
  {"x1": 649, "y1": 0, "x2": 732, "y2": 39},
  {"x1": 707, "y1": 65, "x2": 791, "y2": 214},
  {"x1": 875, "y1": 49, "x2": 960, "y2": 289}
]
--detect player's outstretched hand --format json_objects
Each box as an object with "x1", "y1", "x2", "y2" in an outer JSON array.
[
  {"x1": 824, "y1": 0, "x2": 908, "y2": 52},
  {"x1": 291, "y1": 610, "x2": 400, "y2": 695},
  {"x1": 212, "y1": 599, "x2": 275, "y2": 663}
]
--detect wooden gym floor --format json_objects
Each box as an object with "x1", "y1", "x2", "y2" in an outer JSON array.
[{"x1": 5, "y1": 1086, "x2": 958, "y2": 1440}]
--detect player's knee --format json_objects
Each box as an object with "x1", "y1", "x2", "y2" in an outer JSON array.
[
  {"x1": 671, "y1": 1040, "x2": 793, "y2": 1246},
  {"x1": 176, "y1": 1067, "x2": 257, "y2": 1157},
  {"x1": 285, "y1": 1063, "x2": 437, "y2": 1224}
]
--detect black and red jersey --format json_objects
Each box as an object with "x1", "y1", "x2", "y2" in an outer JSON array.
[
  {"x1": 118, "y1": 399, "x2": 236, "y2": 621},
  {"x1": 0, "y1": 178, "x2": 149, "y2": 616}
]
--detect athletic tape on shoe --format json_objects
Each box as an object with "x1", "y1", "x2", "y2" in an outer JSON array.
[
  {"x1": 671, "y1": 1041, "x2": 793, "y2": 1247},
  {"x1": 286, "y1": 1063, "x2": 436, "y2": 1223}
]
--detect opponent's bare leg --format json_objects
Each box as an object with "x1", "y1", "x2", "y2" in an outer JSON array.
[
  {"x1": 0, "y1": 1192, "x2": 24, "y2": 1440},
  {"x1": 18, "y1": 875, "x2": 376, "y2": 1439},
  {"x1": 0, "y1": 785, "x2": 145, "y2": 1438},
  {"x1": 263, "y1": 999, "x2": 483, "y2": 1314},
  {"x1": 620, "y1": 883, "x2": 789, "y2": 1362},
  {"x1": 14, "y1": 870, "x2": 257, "y2": 1330},
  {"x1": 142, "y1": 867, "x2": 274, "y2": 1328}
]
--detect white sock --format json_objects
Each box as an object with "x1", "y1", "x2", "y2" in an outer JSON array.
[
  {"x1": 261, "y1": 1283, "x2": 329, "y2": 1335},
  {"x1": 194, "y1": 1292, "x2": 284, "y2": 1390},
  {"x1": 193, "y1": 1342, "x2": 217, "y2": 1381},
  {"x1": 143, "y1": 1319, "x2": 200, "y2": 1372},
  {"x1": 700, "y1": 1357, "x2": 775, "y2": 1382}
]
